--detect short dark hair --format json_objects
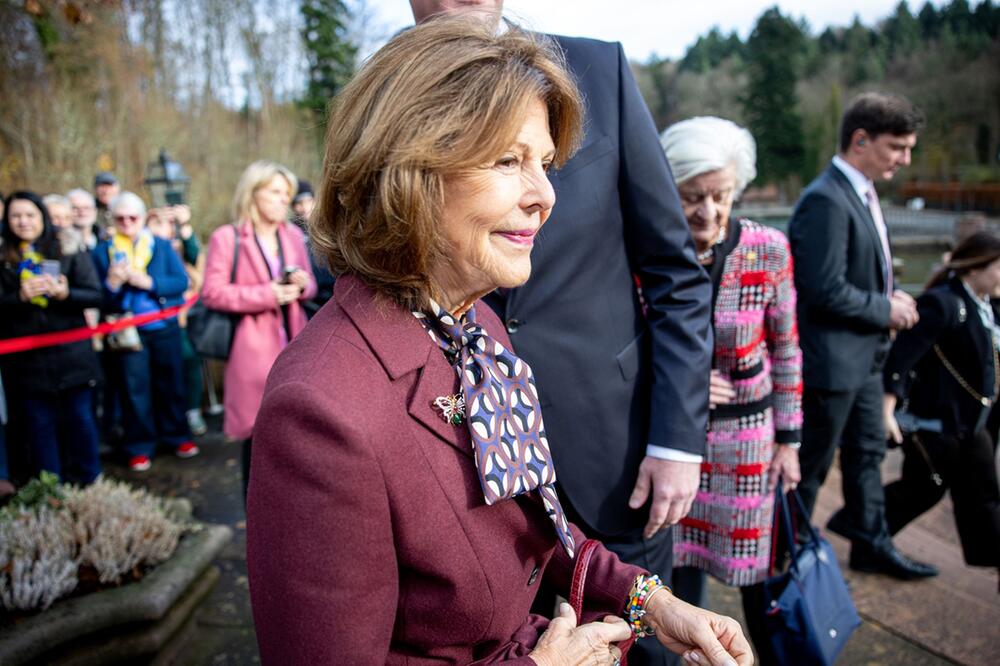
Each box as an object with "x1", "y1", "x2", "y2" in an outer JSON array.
[{"x1": 839, "y1": 92, "x2": 924, "y2": 153}]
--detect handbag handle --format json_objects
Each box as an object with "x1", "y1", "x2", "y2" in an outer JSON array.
[
  {"x1": 569, "y1": 539, "x2": 636, "y2": 661},
  {"x1": 569, "y1": 539, "x2": 600, "y2": 620},
  {"x1": 772, "y1": 480, "x2": 821, "y2": 576}
]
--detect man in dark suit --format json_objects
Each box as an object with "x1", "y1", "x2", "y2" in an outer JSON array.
[
  {"x1": 789, "y1": 92, "x2": 937, "y2": 579},
  {"x1": 410, "y1": 4, "x2": 712, "y2": 663}
]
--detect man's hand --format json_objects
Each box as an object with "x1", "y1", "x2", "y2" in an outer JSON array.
[
  {"x1": 628, "y1": 457, "x2": 700, "y2": 539},
  {"x1": 888, "y1": 289, "x2": 918, "y2": 330}
]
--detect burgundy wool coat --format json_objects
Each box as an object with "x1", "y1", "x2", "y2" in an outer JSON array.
[{"x1": 247, "y1": 275, "x2": 644, "y2": 665}]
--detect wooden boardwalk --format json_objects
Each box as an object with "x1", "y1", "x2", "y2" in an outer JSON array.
[{"x1": 815, "y1": 450, "x2": 1000, "y2": 666}]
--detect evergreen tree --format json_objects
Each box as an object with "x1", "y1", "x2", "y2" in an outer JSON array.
[
  {"x1": 680, "y1": 28, "x2": 743, "y2": 72},
  {"x1": 973, "y1": 1, "x2": 999, "y2": 39},
  {"x1": 883, "y1": 1, "x2": 921, "y2": 57},
  {"x1": 741, "y1": 8, "x2": 806, "y2": 186},
  {"x1": 300, "y1": 0, "x2": 357, "y2": 117},
  {"x1": 917, "y1": 1, "x2": 941, "y2": 38},
  {"x1": 844, "y1": 16, "x2": 883, "y2": 84}
]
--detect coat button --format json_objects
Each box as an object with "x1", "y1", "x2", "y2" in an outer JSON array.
[
  {"x1": 891, "y1": 372, "x2": 900, "y2": 381},
  {"x1": 506, "y1": 318, "x2": 521, "y2": 334},
  {"x1": 527, "y1": 565, "x2": 539, "y2": 586}
]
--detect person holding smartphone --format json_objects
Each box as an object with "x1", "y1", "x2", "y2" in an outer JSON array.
[
  {"x1": 0, "y1": 191, "x2": 104, "y2": 485},
  {"x1": 201, "y1": 161, "x2": 316, "y2": 500},
  {"x1": 93, "y1": 192, "x2": 197, "y2": 472}
]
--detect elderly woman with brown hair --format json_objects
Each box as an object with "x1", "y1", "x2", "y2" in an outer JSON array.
[{"x1": 247, "y1": 17, "x2": 751, "y2": 666}]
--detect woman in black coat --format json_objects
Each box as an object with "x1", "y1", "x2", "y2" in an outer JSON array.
[
  {"x1": 0, "y1": 191, "x2": 104, "y2": 485},
  {"x1": 882, "y1": 231, "x2": 1000, "y2": 570}
]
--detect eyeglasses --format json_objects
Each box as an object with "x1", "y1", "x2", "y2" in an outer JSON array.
[{"x1": 114, "y1": 215, "x2": 141, "y2": 222}]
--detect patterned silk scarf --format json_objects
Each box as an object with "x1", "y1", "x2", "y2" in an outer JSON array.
[
  {"x1": 18, "y1": 242, "x2": 48, "y2": 308},
  {"x1": 414, "y1": 300, "x2": 576, "y2": 557}
]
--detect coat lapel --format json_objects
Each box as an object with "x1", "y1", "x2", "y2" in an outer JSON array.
[
  {"x1": 827, "y1": 165, "x2": 888, "y2": 293},
  {"x1": 407, "y1": 346, "x2": 472, "y2": 457},
  {"x1": 238, "y1": 221, "x2": 273, "y2": 284},
  {"x1": 335, "y1": 276, "x2": 471, "y2": 457},
  {"x1": 954, "y1": 279, "x2": 992, "y2": 381}
]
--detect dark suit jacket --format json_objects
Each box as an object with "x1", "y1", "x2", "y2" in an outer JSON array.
[
  {"x1": 485, "y1": 35, "x2": 712, "y2": 537},
  {"x1": 247, "y1": 276, "x2": 642, "y2": 665},
  {"x1": 885, "y1": 277, "x2": 997, "y2": 436},
  {"x1": 788, "y1": 162, "x2": 893, "y2": 392}
]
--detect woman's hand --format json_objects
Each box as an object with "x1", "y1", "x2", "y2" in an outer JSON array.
[
  {"x1": 126, "y1": 270, "x2": 154, "y2": 291},
  {"x1": 48, "y1": 275, "x2": 70, "y2": 301},
  {"x1": 530, "y1": 603, "x2": 632, "y2": 666},
  {"x1": 883, "y1": 393, "x2": 902, "y2": 445},
  {"x1": 271, "y1": 281, "x2": 301, "y2": 305},
  {"x1": 286, "y1": 268, "x2": 309, "y2": 292},
  {"x1": 767, "y1": 445, "x2": 800, "y2": 493},
  {"x1": 644, "y1": 589, "x2": 753, "y2": 666},
  {"x1": 19, "y1": 276, "x2": 50, "y2": 302},
  {"x1": 709, "y1": 371, "x2": 735, "y2": 409},
  {"x1": 106, "y1": 263, "x2": 129, "y2": 290}
]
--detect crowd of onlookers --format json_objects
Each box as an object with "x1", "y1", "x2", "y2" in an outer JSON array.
[{"x1": 0, "y1": 163, "x2": 332, "y2": 498}]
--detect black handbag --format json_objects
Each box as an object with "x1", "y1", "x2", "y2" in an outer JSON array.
[
  {"x1": 762, "y1": 486, "x2": 861, "y2": 666},
  {"x1": 188, "y1": 224, "x2": 239, "y2": 360}
]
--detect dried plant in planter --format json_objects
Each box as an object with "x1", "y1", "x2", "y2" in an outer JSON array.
[{"x1": 0, "y1": 475, "x2": 192, "y2": 613}]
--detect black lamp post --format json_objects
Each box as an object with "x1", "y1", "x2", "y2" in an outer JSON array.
[{"x1": 143, "y1": 148, "x2": 190, "y2": 208}]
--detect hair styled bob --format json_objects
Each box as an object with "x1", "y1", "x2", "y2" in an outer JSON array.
[
  {"x1": 660, "y1": 116, "x2": 757, "y2": 197},
  {"x1": 310, "y1": 15, "x2": 583, "y2": 309},
  {"x1": 231, "y1": 160, "x2": 298, "y2": 227}
]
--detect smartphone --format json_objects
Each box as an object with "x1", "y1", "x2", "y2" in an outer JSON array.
[
  {"x1": 40, "y1": 260, "x2": 61, "y2": 277},
  {"x1": 282, "y1": 266, "x2": 299, "y2": 284}
]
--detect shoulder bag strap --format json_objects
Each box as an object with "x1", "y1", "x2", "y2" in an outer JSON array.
[{"x1": 229, "y1": 223, "x2": 240, "y2": 284}]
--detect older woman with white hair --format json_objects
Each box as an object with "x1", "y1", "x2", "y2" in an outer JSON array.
[
  {"x1": 93, "y1": 191, "x2": 197, "y2": 472},
  {"x1": 661, "y1": 116, "x2": 804, "y2": 662}
]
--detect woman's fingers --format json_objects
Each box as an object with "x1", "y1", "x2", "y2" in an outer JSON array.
[
  {"x1": 691, "y1": 626, "x2": 740, "y2": 666},
  {"x1": 593, "y1": 615, "x2": 633, "y2": 643}
]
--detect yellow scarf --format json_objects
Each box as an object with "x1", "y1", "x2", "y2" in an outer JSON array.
[
  {"x1": 18, "y1": 242, "x2": 48, "y2": 308},
  {"x1": 109, "y1": 230, "x2": 154, "y2": 276}
]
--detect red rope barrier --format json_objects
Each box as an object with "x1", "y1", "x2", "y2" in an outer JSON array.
[{"x1": 0, "y1": 295, "x2": 199, "y2": 355}]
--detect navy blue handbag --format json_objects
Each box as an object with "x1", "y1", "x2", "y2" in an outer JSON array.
[{"x1": 763, "y1": 486, "x2": 861, "y2": 665}]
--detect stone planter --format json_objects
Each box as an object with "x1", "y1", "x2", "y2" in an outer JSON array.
[{"x1": 0, "y1": 523, "x2": 233, "y2": 665}]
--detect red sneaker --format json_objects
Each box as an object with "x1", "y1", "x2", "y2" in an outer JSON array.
[
  {"x1": 176, "y1": 442, "x2": 200, "y2": 459},
  {"x1": 129, "y1": 455, "x2": 152, "y2": 472}
]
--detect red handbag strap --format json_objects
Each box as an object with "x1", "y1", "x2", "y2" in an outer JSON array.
[
  {"x1": 568, "y1": 538, "x2": 635, "y2": 664},
  {"x1": 569, "y1": 539, "x2": 600, "y2": 620}
]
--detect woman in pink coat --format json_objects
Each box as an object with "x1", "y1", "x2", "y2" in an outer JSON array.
[{"x1": 201, "y1": 161, "x2": 316, "y2": 496}]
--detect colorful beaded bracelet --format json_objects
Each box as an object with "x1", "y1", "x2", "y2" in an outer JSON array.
[{"x1": 625, "y1": 574, "x2": 666, "y2": 638}]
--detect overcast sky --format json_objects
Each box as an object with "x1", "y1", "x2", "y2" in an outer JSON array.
[{"x1": 366, "y1": 0, "x2": 947, "y2": 62}]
